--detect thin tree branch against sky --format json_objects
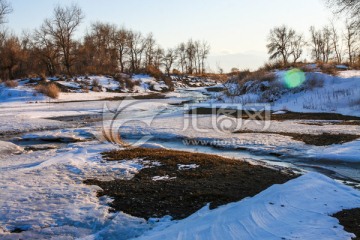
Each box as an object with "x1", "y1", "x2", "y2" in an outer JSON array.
[{"x1": 8, "y1": 0, "x2": 333, "y2": 71}]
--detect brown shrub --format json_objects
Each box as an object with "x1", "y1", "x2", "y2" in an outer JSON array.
[
  {"x1": 163, "y1": 76, "x2": 174, "y2": 91},
  {"x1": 39, "y1": 73, "x2": 47, "y2": 81},
  {"x1": 320, "y1": 65, "x2": 339, "y2": 76},
  {"x1": 261, "y1": 60, "x2": 284, "y2": 71},
  {"x1": 146, "y1": 65, "x2": 163, "y2": 80},
  {"x1": 92, "y1": 86, "x2": 101, "y2": 92},
  {"x1": 125, "y1": 78, "x2": 135, "y2": 90},
  {"x1": 92, "y1": 78, "x2": 100, "y2": 87},
  {"x1": 4, "y1": 80, "x2": 19, "y2": 88},
  {"x1": 35, "y1": 83, "x2": 60, "y2": 99}
]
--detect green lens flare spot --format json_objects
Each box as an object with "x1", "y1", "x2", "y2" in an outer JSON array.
[{"x1": 283, "y1": 69, "x2": 305, "y2": 89}]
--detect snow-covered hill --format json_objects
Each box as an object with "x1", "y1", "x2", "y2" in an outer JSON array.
[{"x1": 219, "y1": 69, "x2": 360, "y2": 117}]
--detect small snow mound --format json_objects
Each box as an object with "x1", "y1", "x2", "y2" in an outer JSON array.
[
  {"x1": 177, "y1": 164, "x2": 199, "y2": 170},
  {"x1": 152, "y1": 175, "x2": 176, "y2": 181},
  {"x1": 136, "y1": 143, "x2": 166, "y2": 149},
  {"x1": 272, "y1": 110, "x2": 287, "y2": 115},
  {"x1": 137, "y1": 172, "x2": 360, "y2": 240},
  {"x1": 0, "y1": 141, "x2": 23, "y2": 156}
]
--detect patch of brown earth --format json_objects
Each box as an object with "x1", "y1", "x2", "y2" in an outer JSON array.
[
  {"x1": 84, "y1": 148, "x2": 295, "y2": 220},
  {"x1": 188, "y1": 108, "x2": 360, "y2": 121},
  {"x1": 233, "y1": 131, "x2": 360, "y2": 146},
  {"x1": 333, "y1": 208, "x2": 360, "y2": 240}
]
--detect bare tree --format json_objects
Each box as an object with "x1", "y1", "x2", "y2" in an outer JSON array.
[
  {"x1": 0, "y1": 35, "x2": 24, "y2": 79},
  {"x1": 327, "y1": 0, "x2": 360, "y2": 27},
  {"x1": 199, "y1": 41, "x2": 210, "y2": 74},
  {"x1": 44, "y1": 4, "x2": 84, "y2": 75},
  {"x1": 310, "y1": 26, "x2": 322, "y2": 61},
  {"x1": 32, "y1": 24, "x2": 60, "y2": 75},
  {"x1": 266, "y1": 25, "x2": 296, "y2": 65},
  {"x1": 330, "y1": 21, "x2": 343, "y2": 63},
  {"x1": 0, "y1": 0, "x2": 12, "y2": 25},
  {"x1": 321, "y1": 26, "x2": 332, "y2": 63},
  {"x1": 163, "y1": 48, "x2": 177, "y2": 76},
  {"x1": 152, "y1": 46, "x2": 164, "y2": 69},
  {"x1": 113, "y1": 27, "x2": 129, "y2": 73},
  {"x1": 176, "y1": 43, "x2": 187, "y2": 74},
  {"x1": 290, "y1": 34, "x2": 306, "y2": 63},
  {"x1": 344, "y1": 19, "x2": 358, "y2": 65},
  {"x1": 144, "y1": 33, "x2": 156, "y2": 67},
  {"x1": 186, "y1": 39, "x2": 196, "y2": 74},
  {"x1": 127, "y1": 31, "x2": 146, "y2": 73}
]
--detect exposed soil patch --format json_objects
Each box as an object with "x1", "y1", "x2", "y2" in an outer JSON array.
[
  {"x1": 53, "y1": 93, "x2": 167, "y2": 104},
  {"x1": 297, "y1": 120, "x2": 360, "y2": 126},
  {"x1": 84, "y1": 148, "x2": 295, "y2": 220},
  {"x1": 233, "y1": 131, "x2": 360, "y2": 146},
  {"x1": 333, "y1": 208, "x2": 360, "y2": 239},
  {"x1": 188, "y1": 107, "x2": 269, "y2": 120},
  {"x1": 188, "y1": 108, "x2": 360, "y2": 121},
  {"x1": 105, "y1": 93, "x2": 167, "y2": 101},
  {"x1": 46, "y1": 114, "x2": 103, "y2": 123},
  {"x1": 205, "y1": 87, "x2": 225, "y2": 92},
  {"x1": 271, "y1": 112, "x2": 360, "y2": 121}
]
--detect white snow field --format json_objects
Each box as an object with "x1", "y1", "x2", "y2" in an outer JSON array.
[
  {"x1": 137, "y1": 173, "x2": 360, "y2": 240},
  {"x1": 0, "y1": 72, "x2": 360, "y2": 239},
  {"x1": 220, "y1": 70, "x2": 360, "y2": 117}
]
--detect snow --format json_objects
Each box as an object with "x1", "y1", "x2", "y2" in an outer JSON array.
[
  {"x1": 0, "y1": 140, "x2": 150, "y2": 239},
  {"x1": 0, "y1": 141, "x2": 23, "y2": 156},
  {"x1": 57, "y1": 81, "x2": 81, "y2": 89},
  {"x1": 220, "y1": 70, "x2": 360, "y2": 117},
  {"x1": 152, "y1": 175, "x2": 176, "y2": 181},
  {"x1": 272, "y1": 110, "x2": 287, "y2": 115},
  {"x1": 137, "y1": 173, "x2": 360, "y2": 240},
  {"x1": 0, "y1": 84, "x2": 46, "y2": 103},
  {"x1": 177, "y1": 164, "x2": 199, "y2": 170},
  {"x1": 117, "y1": 113, "x2": 360, "y2": 163},
  {"x1": 0, "y1": 74, "x2": 360, "y2": 239}
]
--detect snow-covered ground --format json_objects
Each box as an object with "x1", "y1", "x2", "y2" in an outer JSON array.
[
  {"x1": 0, "y1": 72, "x2": 360, "y2": 239},
  {"x1": 137, "y1": 173, "x2": 360, "y2": 240},
  {"x1": 220, "y1": 70, "x2": 360, "y2": 117}
]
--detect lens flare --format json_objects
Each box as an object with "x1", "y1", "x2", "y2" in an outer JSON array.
[{"x1": 283, "y1": 69, "x2": 305, "y2": 89}]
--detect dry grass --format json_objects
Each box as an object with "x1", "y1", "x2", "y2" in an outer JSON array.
[
  {"x1": 92, "y1": 86, "x2": 101, "y2": 92},
  {"x1": 305, "y1": 76, "x2": 324, "y2": 90},
  {"x1": 91, "y1": 78, "x2": 100, "y2": 87},
  {"x1": 4, "y1": 80, "x2": 19, "y2": 88},
  {"x1": 35, "y1": 83, "x2": 60, "y2": 99}
]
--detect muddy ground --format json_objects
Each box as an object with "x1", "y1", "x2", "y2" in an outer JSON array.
[
  {"x1": 188, "y1": 108, "x2": 360, "y2": 121},
  {"x1": 333, "y1": 208, "x2": 360, "y2": 240},
  {"x1": 233, "y1": 131, "x2": 360, "y2": 146},
  {"x1": 84, "y1": 148, "x2": 296, "y2": 220}
]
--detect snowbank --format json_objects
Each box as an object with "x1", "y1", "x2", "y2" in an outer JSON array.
[{"x1": 137, "y1": 173, "x2": 360, "y2": 240}]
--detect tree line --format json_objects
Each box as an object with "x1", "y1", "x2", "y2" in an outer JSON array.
[
  {"x1": 0, "y1": 1, "x2": 210, "y2": 80},
  {"x1": 267, "y1": 1, "x2": 360, "y2": 67}
]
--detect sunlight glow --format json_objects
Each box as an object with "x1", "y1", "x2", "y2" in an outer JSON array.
[{"x1": 283, "y1": 69, "x2": 306, "y2": 89}]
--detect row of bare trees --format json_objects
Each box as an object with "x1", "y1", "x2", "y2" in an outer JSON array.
[
  {"x1": 76, "y1": 23, "x2": 210, "y2": 76},
  {"x1": 267, "y1": 20, "x2": 360, "y2": 66},
  {"x1": 0, "y1": 2, "x2": 210, "y2": 80},
  {"x1": 267, "y1": 0, "x2": 360, "y2": 67}
]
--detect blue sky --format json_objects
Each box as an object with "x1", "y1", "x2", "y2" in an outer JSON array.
[{"x1": 8, "y1": 0, "x2": 336, "y2": 71}]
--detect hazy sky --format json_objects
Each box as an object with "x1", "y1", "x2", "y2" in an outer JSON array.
[{"x1": 8, "y1": 0, "x2": 336, "y2": 71}]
